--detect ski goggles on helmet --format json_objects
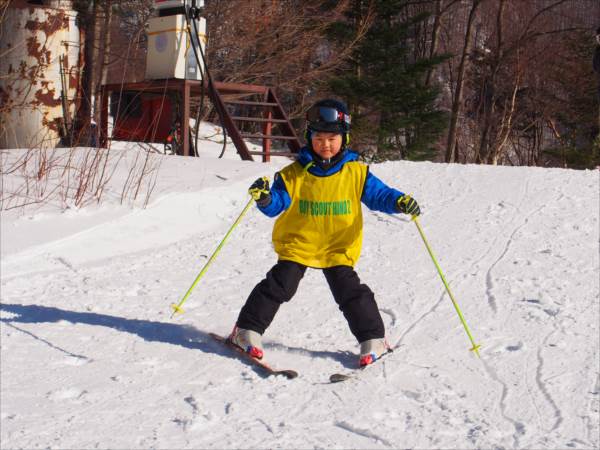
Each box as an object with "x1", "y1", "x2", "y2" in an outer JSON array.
[{"x1": 306, "y1": 105, "x2": 351, "y2": 133}]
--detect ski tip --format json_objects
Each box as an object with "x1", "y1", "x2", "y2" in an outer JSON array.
[
  {"x1": 329, "y1": 373, "x2": 351, "y2": 383},
  {"x1": 278, "y1": 370, "x2": 299, "y2": 380},
  {"x1": 209, "y1": 333, "x2": 298, "y2": 380}
]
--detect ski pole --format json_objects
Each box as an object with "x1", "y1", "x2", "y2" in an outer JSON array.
[
  {"x1": 171, "y1": 196, "x2": 254, "y2": 318},
  {"x1": 412, "y1": 215, "x2": 481, "y2": 357}
]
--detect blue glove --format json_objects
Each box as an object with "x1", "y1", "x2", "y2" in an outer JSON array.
[
  {"x1": 248, "y1": 177, "x2": 271, "y2": 207},
  {"x1": 396, "y1": 194, "x2": 420, "y2": 216}
]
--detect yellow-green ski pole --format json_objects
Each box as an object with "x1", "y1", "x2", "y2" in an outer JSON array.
[
  {"x1": 412, "y1": 215, "x2": 481, "y2": 357},
  {"x1": 171, "y1": 197, "x2": 254, "y2": 318}
]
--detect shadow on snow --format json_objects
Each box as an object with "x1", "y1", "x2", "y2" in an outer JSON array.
[{"x1": 0, "y1": 303, "x2": 356, "y2": 373}]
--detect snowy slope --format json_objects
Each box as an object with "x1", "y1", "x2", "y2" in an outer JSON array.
[{"x1": 1, "y1": 136, "x2": 598, "y2": 449}]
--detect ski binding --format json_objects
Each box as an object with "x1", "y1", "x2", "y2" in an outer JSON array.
[{"x1": 209, "y1": 333, "x2": 298, "y2": 380}]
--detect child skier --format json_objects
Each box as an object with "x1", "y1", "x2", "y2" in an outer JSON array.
[{"x1": 229, "y1": 99, "x2": 421, "y2": 367}]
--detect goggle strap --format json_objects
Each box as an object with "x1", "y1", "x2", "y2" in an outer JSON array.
[{"x1": 306, "y1": 106, "x2": 351, "y2": 126}]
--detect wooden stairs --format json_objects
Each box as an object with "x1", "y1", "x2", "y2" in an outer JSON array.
[{"x1": 208, "y1": 81, "x2": 301, "y2": 162}]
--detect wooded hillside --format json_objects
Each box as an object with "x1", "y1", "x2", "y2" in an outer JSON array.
[{"x1": 5, "y1": 0, "x2": 600, "y2": 168}]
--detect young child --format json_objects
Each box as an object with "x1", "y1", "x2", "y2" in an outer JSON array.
[{"x1": 229, "y1": 99, "x2": 421, "y2": 367}]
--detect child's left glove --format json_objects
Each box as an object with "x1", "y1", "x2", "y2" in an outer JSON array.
[
  {"x1": 397, "y1": 194, "x2": 421, "y2": 216},
  {"x1": 248, "y1": 177, "x2": 271, "y2": 207}
]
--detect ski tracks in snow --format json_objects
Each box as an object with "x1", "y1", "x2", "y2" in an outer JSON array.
[
  {"x1": 335, "y1": 420, "x2": 394, "y2": 448},
  {"x1": 484, "y1": 204, "x2": 544, "y2": 314},
  {"x1": 2, "y1": 162, "x2": 597, "y2": 449},
  {"x1": 480, "y1": 357, "x2": 527, "y2": 448},
  {"x1": 172, "y1": 395, "x2": 213, "y2": 435},
  {"x1": 534, "y1": 332, "x2": 563, "y2": 434},
  {"x1": 476, "y1": 175, "x2": 598, "y2": 449},
  {"x1": 379, "y1": 171, "x2": 597, "y2": 449},
  {"x1": 482, "y1": 176, "x2": 533, "y2": 314}
]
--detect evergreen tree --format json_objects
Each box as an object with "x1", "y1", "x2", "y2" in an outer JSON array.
[{"x1": 329, "y1": 0, "x2": 449, "y2": 161}]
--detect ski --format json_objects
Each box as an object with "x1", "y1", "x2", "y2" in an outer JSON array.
[
  {"x1": 209, "y1": 333, "x2": 298, "y2": 380},
  {"x1": 329, "y1": 372, "x2": 355, "y2": 383},
  {"x1": 329, "y1": 348, "x2": 394, "y2": 383}
]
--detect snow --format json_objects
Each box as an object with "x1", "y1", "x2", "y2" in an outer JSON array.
[{"x1": 1, "y1": 128, "x2": 599, "y2": 449}]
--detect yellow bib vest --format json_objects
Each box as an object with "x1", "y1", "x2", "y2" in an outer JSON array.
[{"x1": 272, "y1": 161, "x2": 368, "y2": 268}]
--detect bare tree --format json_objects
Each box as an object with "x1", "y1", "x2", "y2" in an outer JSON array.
[
  {"x1": 471, "y1": 0, "x2": 589, "y2": 165},
  {"x1": 203, "y1": 0, "x2": 368, "y2": 117},
  {"x1": 439, "y1": 0, "x2": 597, "y2": 166},
  {"x1": 444, "y1": 0, "x2": 482, "y2": 163}
]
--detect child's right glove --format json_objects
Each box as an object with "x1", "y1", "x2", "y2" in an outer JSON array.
[
  {"x1": 396, "y1": 194, "x2": 421, "y2": 216},
  {"x1": 248, "y1": 177, "x2": 271, "y2": 207}
]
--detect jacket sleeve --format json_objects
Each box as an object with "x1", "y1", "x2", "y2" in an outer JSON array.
[
  {"x1": 257, "y1": 172, "x2": 291, "y2": 217},
  {"x1": 361, "y1": 169, "x2": 405, "y2": 214}
]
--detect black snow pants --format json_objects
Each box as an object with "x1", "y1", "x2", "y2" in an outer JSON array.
[{"x1": 236, "y1": 260, "x2": 385, "y2": 343}]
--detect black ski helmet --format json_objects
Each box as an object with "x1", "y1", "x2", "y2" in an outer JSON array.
[{"x1": 306, "y1": 99, "x2": 351, "y2": 144}]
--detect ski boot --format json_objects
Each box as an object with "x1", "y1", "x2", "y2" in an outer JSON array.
[
  {"x1": 359, "y1": 338, "x2": 390, "y2": 367},
  {"x1": 228, "y1": 326, "x2": 264, "y2": 360}
]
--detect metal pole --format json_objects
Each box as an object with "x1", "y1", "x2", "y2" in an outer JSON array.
[
  {"x1": 171, "y1": 197, "x2": 254, "y2": 317},
  {"x1": 412, "y1": 216, "x2": 481, "y2": 357}
]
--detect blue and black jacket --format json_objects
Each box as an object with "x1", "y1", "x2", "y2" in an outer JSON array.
[{"x1": 258, "y1": 147, "x2": 405, "y2": 217}]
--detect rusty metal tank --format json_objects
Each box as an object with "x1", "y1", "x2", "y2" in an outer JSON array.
[{"x1": 0, "y1": 1, "x2": 80, "y2": 149}]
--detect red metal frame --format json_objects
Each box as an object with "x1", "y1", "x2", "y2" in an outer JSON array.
[{"x1": 99, "y1": 79, "x2": 301, "y2": 160}]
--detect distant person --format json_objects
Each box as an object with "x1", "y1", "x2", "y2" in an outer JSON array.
[{"x1": 228, "y1": 99, "x2": 421, "y2": 367}]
